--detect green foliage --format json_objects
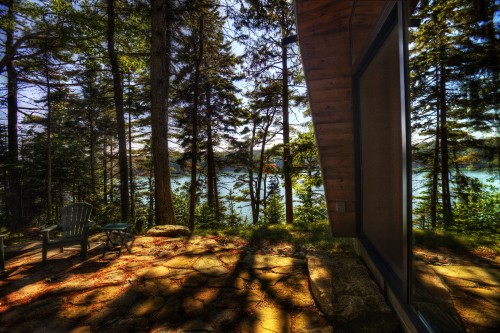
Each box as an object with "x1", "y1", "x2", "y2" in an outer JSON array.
[
  {"x1": 294, "y1": 190, "x2": 328, "y2": 228},
  {"x1": 262, "y1": 177, "x2": 284, "y2": 225},
  {"x1": 172, "y1": 181, "x2": 191, "y2": 227},
  {"x1": 92, "y1": 202, "x2": 121, "y2": 227},
  {"x1": 192, "y1": 221, "x2": 354, "y2": 254},
  {"x1": 0, "y1": 0, "x2": 329, "y2": 236},
  {"x1": 410, "y1": 0, "x2": 498, "y2": 232},
  {"x1": 413, "y1": 172, "x2": 499, "y2": 234},
  {"x1": 452, "y1": 184, "x2": 500, "y2": 235},
  {"x1": 195, "y1": 202, "x2": 221, "y2": 230},
  {"x1": 222, "y1": 188, "x2": 245, "y2": 228},
  {"x1": 290, "y1": 124, "x2": 327, "y2": 227}
]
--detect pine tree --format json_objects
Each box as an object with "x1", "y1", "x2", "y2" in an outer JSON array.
[
  {"x1": 172, "y1": 0, "x2": 242, "y2": 229},
  {"x1": 410, "y1": 0, "x2": 498, "y2": 230},
  {"x1": 150, "y1": 0, "x2": 177, "y2": 226},
  {"x1": 235, "y1": 0, "x2": 303, "y2": 224},
  {"x1": 106, "y1": 0, "x2": 130, "y2": 221},
  {"x1": 291, "y1": 124, "x2": 327, "y2": 226}
]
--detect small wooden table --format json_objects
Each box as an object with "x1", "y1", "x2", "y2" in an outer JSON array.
[{"x1": 101, "y1": 223, "x2": 132, "y2": 257}]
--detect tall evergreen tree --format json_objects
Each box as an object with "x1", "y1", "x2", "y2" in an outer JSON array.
[
  {"x1": 106, "y1": 0, "x2": 129, "y2": 221},
  {"x1": 172, "y1": 0, "x2": 242, "y2": 229},
  {"x1": 235, "y1": 0, "x2": 302, "y2": 224},
  {"x1": 410, "y1": 0, "x2": 499, "y2": 230},
  {"x1": 150, "y1": 0, "x2": 177, "y2": 226}
]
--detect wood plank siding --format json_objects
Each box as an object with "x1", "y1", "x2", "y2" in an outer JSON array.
[{"x1": 295, "y1": 1, "x2": 390, "y2": 236}]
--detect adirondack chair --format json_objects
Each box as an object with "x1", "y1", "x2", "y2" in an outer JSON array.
[{"x1": 42, "y1": 203, "x2": 94, "y2": 263}]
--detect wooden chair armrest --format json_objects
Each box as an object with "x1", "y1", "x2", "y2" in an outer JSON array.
[{"x1": 41, "y1": 225, "x2": 59, "y2": 235}]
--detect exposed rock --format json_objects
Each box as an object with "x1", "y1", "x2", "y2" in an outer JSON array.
[
  {"x1": 83, "y1": 285, "x2": 126, "y2": 304},
  {"x1": 245, "y1": 253, "x2": 304, "y2": 270},
  {"x1": 330, "y1": 255, "x2": 401, "y2": 332},
  {"x1": 1, "y1": 234, "x2": 408, "y2": 333},
  {"x1": 193, "y1": 254, "x2": 228, "y2": 276},
  {"x1": 182, "y1": 294, "x2": 205, "y2": 316},
  {"x1": 69, "y1": 325, "x2": 92, "y2": 333},
  {"x1": 131, "y1": 295, "x2": 165, "y2": 316},
  {"x1": 254, "y1": 305, "x2": 291, "y2": 333},
  {"x1": 59, "y1": 304, "x2": 94, "y2": 319},
  {"x1": 254, "y1": 270, "x2": 283, "y2": 284},
  {"x1": 294, "y1": 311, "x2": 335, "y2": 333},
  {"x1": 218, "y1": 252, "x2": 241, "y2": 267},
  {"x1": 136, "y1": 265, "x2": 170, "y2": 279},
  {"x1": 413, "y1": 262, "x2": 466, "y2": 332},
  {"x1": 177, "y1": 318, "x2": 215, "y2": 332},
  {"x1": 268, "y1": 279, "x2": 314, "y2": 308},
  {"x1": 306, "y1": 255, "x2": 335, "y2": 317},
  {"x1": 103, "y1": 317, "x2": 149, "y2": 332},
  {"x1": 146, "y1": 225, "x2": 191, "y2": 237},
  {"x1": 210, "y1": 308, "x2": 240, "y2": 331},
  {"x1": 97, "y1": 269, "x2": 126, "y2": 284},
  {"x1": 165, "y1": 254, "x2": 199, "y2": 268},
  {"x1": 182, "y1": 273, "x2": 208, "y2": 287},
  {"x1": 154, "y1": 295, "x2": 182, "y2": 320}
]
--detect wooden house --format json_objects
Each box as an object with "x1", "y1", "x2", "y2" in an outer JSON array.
[{"x1": 295, "y1": 1, "x2": 425, "y2": 331}]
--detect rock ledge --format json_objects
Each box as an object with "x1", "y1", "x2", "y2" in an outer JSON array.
[{"x1": 146, "y1": 225, "x2": 191, "y2": 237}]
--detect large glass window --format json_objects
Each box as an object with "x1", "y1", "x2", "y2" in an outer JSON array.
[
  {"x1": 358, "y1": 24, "x2": 405, "y2": 282},
  {"x1": 409, "y1": 1, "x2": 499, "y2": 331}
]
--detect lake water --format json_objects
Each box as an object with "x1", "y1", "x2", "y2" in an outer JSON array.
[
  {"x1": 138, "y1": 169, "x2": 497, "y2": 223},
  {"x1": 412, "y1": 169, "x2": 499, "y2": 196},
  {"x1": 170, "y1": 171, "x2": 324, "y2": 223}
]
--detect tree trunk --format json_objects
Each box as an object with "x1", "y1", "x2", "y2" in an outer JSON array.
[
  {"x1": 438, "y1": 61, "x2": 453, "y2": 228},
  {"x1": 188, "y1": 16, "x2": 204, "y2": 231},
  {"x1": 205, "y1": 87, "x2": 217, "y2": 212},
  {"x1": 484, "y1": 3, "x2": 499, "y2": 178},
  {"x1": 148, "y1": 171, "x2": 154, "y2": 228},
  {"x1": 89, "y1": 114, "x2": 96, "y2": 195},
  {"x1": 150, "y1": 0, "x2": 176, "y2": 226},
  {"x1": 256, "y1": 118, "x2": 271, "y2": 221},
  {"x1": 109, "y1": 137, "x2": 114, "y2": 203},
  {"x1": 281, "y1": 36, "x2": 293, "y2": 225},
  {"x1": 127, "y1": 74, "x2": 135, "y2": 223},
  {"x1": 6, "y1": 0, "x2": 22, "y2": 228},
  {"x1": 248, "y1": 122, "x2": 258, "y2": 224},
  {"x1": 430, "y1": 67, "x2": 440, "y2": 230},
  {"x1": 248, "y1": 113, "x2": 273, "y2": 225},
  {"x1": 103, "y1": 134, "x2": 108, "y2": 204},
  {"x1": 44, "y1": 54, "x2": 53, "y2": 222},
  {"x1": 107, "y1": 0, "x2": 130, "y2": 221}
]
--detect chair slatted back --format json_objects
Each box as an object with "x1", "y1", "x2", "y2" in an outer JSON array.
[{"x1": 61, "y1": 203, "x2": 92, "y2": 239}]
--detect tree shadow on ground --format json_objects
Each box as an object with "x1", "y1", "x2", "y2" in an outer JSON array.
[
  {"x1": 0, "y1": 242, "x2": 112, "y2": 332},
  {"x1": 0, "y1": 228, "x2": 333, "y2": 332},
  {"x1": 93, "y1": 229, "x2": 314, "y2": 332},
  {"x1": 413, "y1": 231, "x2": 500, "y2": 332}
]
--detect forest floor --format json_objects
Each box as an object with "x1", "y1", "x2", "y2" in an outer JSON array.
[
  {"x1": 2, "y1": 226, "x2": 499, "y2": 332},
  {"x1": 0, "y1": 227, "x2": 400, "y2": 333}
]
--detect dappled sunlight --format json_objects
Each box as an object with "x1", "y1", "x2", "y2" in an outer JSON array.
[
  {"x1": 413, "y1": 229, "x2": 500, "y2": 331},
  {"x1": 0, "y1": 230, "x2": 338, "y2": 332}
]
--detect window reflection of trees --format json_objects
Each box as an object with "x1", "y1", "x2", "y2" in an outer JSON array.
[{"x1": 409, "y1": 1, "x2": 499, "y2": 331}]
